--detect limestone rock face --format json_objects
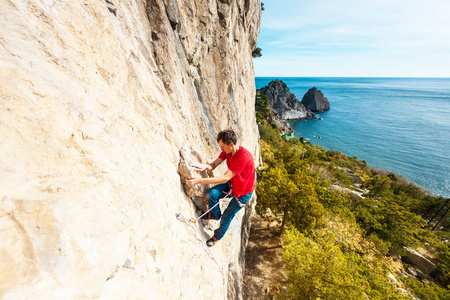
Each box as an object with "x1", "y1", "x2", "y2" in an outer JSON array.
[
  {"x1": 178, "y1": 146, "x2": 210, "y2": 211},
  {"x1": 301, "y1": 87, "x2": 331, "y2": 111},
  {"x1": 257, "y1": 79, "x2": 315, "y2": 120},
  {"x1": 0, "y1": 0, "x2": 261, "y2": 299}
]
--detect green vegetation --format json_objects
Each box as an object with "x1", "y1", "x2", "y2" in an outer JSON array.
[
  {"x1": 252, "y1": 47, "x2": 262, "y2": 58},
  {"x1": 254, "y1": 110, "x2": 450, "y2": 299},
  {"x1": 255, "y1": 93, "x2": 270, "y2": 124},
  {"x1": 281, "y1": 229, "x2": 408, "y2": 300},
  {"x1": 402, "y1": 277, "x2": 450, "y2": 300},
  {"x1": 256, "y1": 157, "x2": 326, "y2": 234}
]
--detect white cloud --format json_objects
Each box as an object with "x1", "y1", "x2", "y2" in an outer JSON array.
[{"x1": 255, "y1": 0, "x2": 450, "y2": 76}]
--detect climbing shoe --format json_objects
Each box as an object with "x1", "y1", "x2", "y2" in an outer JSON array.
[
  {"x1": 200, "y1": 212, "x2": 219, "y2": 220},
  {"x1": 206, "y1": 236, "x2": 218, "y2": 247}
]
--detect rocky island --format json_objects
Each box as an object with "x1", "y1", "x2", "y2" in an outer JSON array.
[
  {"x1": 257, "y1": 79, "x2": 316, "y2": 120},
  {"x1": 256, "y1": 80, "x2": 331, "y2": 134},
  {"x1": 302, "y1": 86, "x2": 331, "y2": 111}
]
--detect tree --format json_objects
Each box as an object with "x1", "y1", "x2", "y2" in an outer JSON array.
[
  {"x1": 303, "y1": 143, "x2": 328, "y2": 162},
  {"x1": 256, "y1": 167, "x2": 299, "y2": 234},
  {"x1": 289, "y1": 169, "x2": 326, "y2": 232},
  {"x1": 258, "y1": 124, "x2": 284, "y2": 148},
  {"x1": 255, "y1": 93, "x2": 270, "y2": 124},
  {"x1": 354, "y1": 196, "x2": 426, "y2": 253},
  {"x1": 252, "y1": 47, "x2": 262, "y2": 58},
  {"x1": 275, "y1": 143, "x2": 306, "y2": 175},
  {"x1": 364, "y1": 175, "x2": 393, "y2": 199},
  {"x1": 256, "y1": 163, "x2": 326, "y2": 234},
  {"x1": 281, "y1": 229, "x2": 410, "y2": 300},
  {"x1": 281, "y1": 229, "x2": 369, "y2": 300},
  {"x1": 317, "y1": 188, "x2": 353, "y2": 220},
  {"x1": 402, "y1": 277, "x2": 450, "y2": 300}
]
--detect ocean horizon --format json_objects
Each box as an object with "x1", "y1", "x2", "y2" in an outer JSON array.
[{"x1": 256, "y1": 77, "x2": 450, "y2": 198}]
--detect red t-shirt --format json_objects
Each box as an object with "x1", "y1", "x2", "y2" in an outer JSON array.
[{"x1": 219, "y1": 146, "x2": 255, "y2": 198}]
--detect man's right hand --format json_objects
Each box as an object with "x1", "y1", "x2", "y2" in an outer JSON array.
[
  {"x1": 190, "y1": 161, "x2": 208, "y2": 171},
  {"x1": 186, "y1": 177, "x2": 201, "y2": 186}
]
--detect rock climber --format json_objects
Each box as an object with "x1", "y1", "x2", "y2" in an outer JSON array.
[{"x1": 186, "y1": 129, "x2": 256, "y2": 247}]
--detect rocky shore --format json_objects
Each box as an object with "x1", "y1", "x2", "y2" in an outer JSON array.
[{"x1": 256, "y1": 79, "x2": 330, "y2": 134}]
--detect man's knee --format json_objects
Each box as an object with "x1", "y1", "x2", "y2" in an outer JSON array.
[{"x1": 206, "y1": 187, "x2": 221, "y2": 200}]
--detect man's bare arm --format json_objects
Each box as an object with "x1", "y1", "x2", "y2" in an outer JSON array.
[
  {"x1": 186, "y1": 169, "x2": 235, "y2": 186},
  {"x1": 208, "y1": 157, "x2": 223, "y2": 171},
  {"x1": 190, "y1": 158, "x2": 223, "y2": 172}
]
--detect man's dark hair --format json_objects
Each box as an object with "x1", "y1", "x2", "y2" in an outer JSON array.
[{"x1": 217, "y1": 129, "x2": 237, "y2": 145}]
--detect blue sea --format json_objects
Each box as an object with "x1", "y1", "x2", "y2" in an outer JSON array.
[{"x1": 256, "y1": 77, "x2": 450, "y2": 198}]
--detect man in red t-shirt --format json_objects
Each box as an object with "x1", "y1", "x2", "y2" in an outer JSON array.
[{"x1": 186, "y1": 129, "x2": 255, "y2": 247}]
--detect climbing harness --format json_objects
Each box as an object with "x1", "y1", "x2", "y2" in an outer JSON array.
[{"x1": 176, "y1": 190, "x2": 233, "y2": 300}]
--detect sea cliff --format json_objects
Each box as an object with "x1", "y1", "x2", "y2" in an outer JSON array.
[{"x1": 0, "y1": 0, "x2": 261, "y2": 298}]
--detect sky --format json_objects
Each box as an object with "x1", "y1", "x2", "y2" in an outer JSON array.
[{"x1": 254, "y1": 0, "x2": 450, "y2": 77}]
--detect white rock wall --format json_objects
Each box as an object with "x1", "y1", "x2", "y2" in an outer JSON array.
[
  {"x1": 281, "y1": 109, "x2": 308, "y2": 120},
  {"x1": 0, "y1": 0, "x2": 261, "y2": 299}
]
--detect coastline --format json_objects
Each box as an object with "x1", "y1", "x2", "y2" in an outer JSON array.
[
  {"x1": 256, "y1": 77, "x2": 450, "y2": 199},
  {"x1": 287, "y1": 124, "x2": 439, "y2": 197}
]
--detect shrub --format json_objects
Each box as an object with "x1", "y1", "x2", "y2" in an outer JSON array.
[
  {"x1": 258, "y1": 124, "x2": 283, "y2": 147},
  {"x1": 255, "y1": 93, "x2": 270, "y2": 123},
  {"x1": 252, "y1": 47, "x2": 262, "y2": 58},
  {"x1": 402, "y1": 277, "x2": 450, "y2": 300}
]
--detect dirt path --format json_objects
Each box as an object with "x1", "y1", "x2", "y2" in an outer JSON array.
[{"x1": 243, "y1": 213, "x2": 288, "y2": 299}]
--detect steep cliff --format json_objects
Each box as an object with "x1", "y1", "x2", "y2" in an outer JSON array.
[
  {"x1": 257, "y1": 79, "x2": 315, "y2": 120},
  {"x1": 301, "y1": 87, "x2": 330, "y2": 111},
  {"x1": 0, "y1": 0, "x2": 261, "y2": 299}
]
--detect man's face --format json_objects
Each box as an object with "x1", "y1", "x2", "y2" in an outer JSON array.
[{"x1": 218, "y1": 140, "x2": 233, "y2": 154}]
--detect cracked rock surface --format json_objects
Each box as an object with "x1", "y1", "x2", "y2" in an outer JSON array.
[{"x1": 0, "y1": 0, "x2": 261, "y2": 298}]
